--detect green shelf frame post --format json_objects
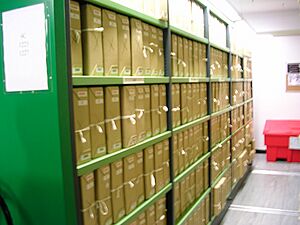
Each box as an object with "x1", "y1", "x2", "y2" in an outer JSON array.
[{"x1": 0, "y1": 0, "x2": 80, "y2": 225}]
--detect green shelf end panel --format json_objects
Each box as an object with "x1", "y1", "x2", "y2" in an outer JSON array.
[
  {"x1": 176, "y1": 188, "x2": 211, "y2": 225},
  {"x1": 115, "y1": 184, "x2": 172, "y2": 225},
  {"x1": 73, "y1": 76, "x2": 170, "y2": 86},
  {"x1": 77, "y1": 131, "x2": 172, "y2": 176},
  {"x1": 0, "y1": 1, "x2": 78, "y2": 225},
  {"x1": 85, "y1": 0, "x2": 168, "y2": 28},
  {"x1": 170, "y1": 25, "x2": 209, "y2": 44}
]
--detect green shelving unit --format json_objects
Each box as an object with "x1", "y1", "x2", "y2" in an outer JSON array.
[{"x1": 0, "y1": 0, "x2": 254, "y2": 225}]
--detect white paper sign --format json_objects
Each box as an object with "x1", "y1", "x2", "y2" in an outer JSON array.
[
  {"x1": 289, "y1": 137, "x2": 300, "y2": 150},
  {"x1": 2, "y1": 3, "x2": 48, "y2": 92}
]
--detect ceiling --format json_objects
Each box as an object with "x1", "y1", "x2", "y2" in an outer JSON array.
[{"x1": 226, "y1": 0, "x2": 300, "y2": 36}]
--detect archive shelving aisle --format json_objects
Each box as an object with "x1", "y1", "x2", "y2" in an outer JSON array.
[{"x1": 0, "y1": 0, "x2": 255, "y2": 225}]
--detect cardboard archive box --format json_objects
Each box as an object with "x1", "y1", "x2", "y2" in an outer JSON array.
[
  {"x1": 70, "y1": 1, "x2": 83, "y2": 75},
  {"x1": 171, "y1": 34, "x2": 178, "y2": 76},
  {"x1": 193, "y1": 41, "x2": 199, "y2": 77},
  {"x1": 73, "y1": 88, "x2": 92, "y2": 165},
  {"x1": 159, "y1": 85, "x2": 168, "y2": 133},
  {"x1": 154, "y1": 142, "x2": 164, "y2": 192},
  {"x1": 89, "y1": 87, "x2": 106, "y2": 158},
  {"x1": 157, "y1": 28, "x2": 164, "y2": 76},
  {"x1": 103, "y1": 9, "x2": 118, "y2": 75},
  {"x1": 173, "y1": 134, "x2": 179, "y2": 177},
  {"x1": 117, "y1": 14, "x2": 131, "y2": 75},
  {"x1": 193, "y1": 125, "x2": 200, "y2": 159},
  {"x1": 200, "y1": 43, "x2": 207, "y2": 77},
  {"x1": 195, "y1": 164, "x2": 204, "y2": 198},
  {"x1": 163, "y1": 140, "x2": 170, "y2": 186},
  {"x1": 187, "y1": 84, "x2": 193, "y2": 122},
  {"x1": 131, "y1": 18, "x2": 144, "y2": 76},
  {"x1": 177, "y1": 36, "x2": 184, "y2": 76},
  {"x1": 110, "y1": 160, "x2": 125, "y2": 223},
  {"x1": 144, "y1": 86, "x2": 152, "y2": 138},
  {"x1": 142, "y1": 23, "x2": 152, "y2": 76},
  {"x1": 138, "y1": 213, "x2": 146, "y2": 225},
  {"x1": 136, "y1": 152, "x2": 145, "y2": 204},
  {"x1": 121, "y1": 86, "x2": 138, "y2": 147},
  {"x1": 188, "y1": 40, "x2": 194, "y2": 77},
  {"x1": 151, "y1": 85, "x2": 160, "y2": 135},
  {"x1": 80, "y1": 173, "x2": 97, "y2": 225},
  {"x1": 136, "y1": 86, "x2": 146, "y2": 142},
  {"x1": 150, "y1": 26, "x2": 159, "y2": 76},
  {"x1": 81, "y1": 4, "x2": 104, "y2": 76},
  {"x1": 96, "y1": 166, "x2": 113, "y2": 225},
  {"x1": 183, "y1": 38, "x2": 189, "y2": 76},
  {"x1": 156, "y1": 198, "x2": 167, "y2": 225},
  {"x1": 180, "y1": 84, "x2": 188, "y2": 124},
  {"x1": 174, "y1": 183, "x2": 181, "y2": 220},
  {"x1": 144, "y1": 146, "x2": 156, "y2": 199},
  {"x1": 178, "y1": 132, "x2": 184, "y2": 173},
  {"x1": 105, "y1": 86, "x2": 122, "y2": 153},
  {"x1": 183, "y1": 130, "x2": 189, "y2": 169},
  {"x1": 146, "y1": 205, "x2": 156, "y2": 225}
]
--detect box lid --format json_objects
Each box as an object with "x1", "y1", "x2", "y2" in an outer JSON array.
[{"x1": 263, "y1": 120, "x2": 300, "y2": 136}]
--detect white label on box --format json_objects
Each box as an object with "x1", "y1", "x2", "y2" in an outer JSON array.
[
  {"x1": 123, "y1": 77, "x2": 144, "y2": 84},
  {"x1": 3, "y1": 4, "x2": 49, "y2": 92},
  {"x1": 289, "y1": 137, "x2": 300, "y2": 150}
]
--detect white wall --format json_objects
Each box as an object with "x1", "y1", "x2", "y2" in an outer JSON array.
[{"x1": 252, "y1": 35, "x2": 300, "y2": 150}]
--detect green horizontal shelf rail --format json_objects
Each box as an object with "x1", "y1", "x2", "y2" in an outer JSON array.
[
  {"x1": 231, "y1": 78, "x2": 244, "y2": 82},
  {"x1": 72, "y1": 76, "x2": 170, "y2": 86},
  {"x1": 173, "y1": 115, "x2": 211, "y2": 134},
  {"x1": 174, "y1": 152, "x2": 211, "y2": 184},
  {"x1": 210, "y1": 42, "x2": 230, "y2": 53},
  {"x1": 115, "y1": 183, "x2": 172, "y2": 225},
  {"x1": 231, "y1": 119, "x2": 252, "y2": 137},
  {"x1": 211, "y1": 163, "x2": 231, "y2": 188},
  {"x1": 231, "y1": 101, "x2": 245, "y2": 110},
  {"x1": 244, "y1": 98, "x2": 253, "y2": 104},
  {"x1": 171, "y1": 77, "x2": 210, "y2": 83},
  {"x1": 210, "y1": 106, "x2": 232, "y2": 118},
  {"x1": 170, "y1": 25, "x2": 209, "y2": 44},
  {"x1": 211, "y1": 135, "x2": 231, "y2": 153},
  {"x1": 176, "y1": 188, "x2": 211, "y2": 225},
  {"x1": 77, "y1": 131, "x2": 171, "y2": 176},
  {"x1": 210, "y1": 77, "x2": 231, "y2": 82},
  {"x1": 85, "y1": 0, "x2": 168, "y2": 28}
]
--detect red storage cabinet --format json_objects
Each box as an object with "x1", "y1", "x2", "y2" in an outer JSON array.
[{"x1": 264, "y1": 120, "x2": 300, "y2": 162}]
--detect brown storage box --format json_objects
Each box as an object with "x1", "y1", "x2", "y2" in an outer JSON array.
[
  {"x1": 96, "y1": 166, "x2": 113, "y2": 225},
  {"x1": 183, "y1": 38, "x2": 189, "y2": 77},
  {"x1": 188, "y1": 128, "x2": 194, "y2": 164},
  {"x1": 174, "y1": 183, "x2": 181, "y2": 220},
  {"x1": 138, "y1": 212, "x2": 146, "y2": 225},
  {"x1": 188, "y1": 40, "x2": 194, "y2": 77},
  {"x1": 203, "y1": 122, "x2": 209, "y2": 153},
  {"x1": 200, "y1": 44, "x2": 207, "y2": 77},
  {"x1": 190, "y1": 172, "x2": 196, "y2": 203},
  {"x1": 73, "y1": 88, "x2": 92, "y2": 165},
  {"x1": 131, "y1": 18, "x2": 144, "y2": 76},
  {"x1": 124, "y1": 154, "x2": 138, "y2": 214},
  {"x1": 198, "y1": 124, "x2": 204, "y2": 157},
  {"x1": 144, "y1": 146, "x2": 156, "y2": 199},
  {"x1": 103, "y1": 9, "x2": 118, "y2": 75},
  {"x1": 154, "y1": 142, "x2": 164, "y2": 192},
  {"x1": 151, "y1": 85, "x2": 160, "y2": 135},
  {"x1": 173, "y1": 134, "x2": 179, "y2": 177},
  {"x1": 178, "y1": 132, "x2": 184, "y2": 172},
  {"x1": 183, "y1": 130, "x2": 189, "y2": 169},
  {"x1": 110, "y1": 160, "x2": 125, "y2": 223},
  {"x1": 142, "y1": 23, "x2": 152, "y2": 76},
  {"x1": 193, "y1": 41, "x2": 199, "y2": 77},
  {"x1": 81, "y1": 4, "x2": 103, "y2": 76},
  {"x1": 195, "y1": 164, "x2": 204, "y2": 198},
  {"x1": 136, "y1": 152, "x2": 145, "y2": 204},
  {"x1": 121, "y1": 86, "x2": 138, "y2": 147},
  {"x1": 89, "y1": 87, "x2": 106, "y2": 158},
  {"x1": 105, "y1": 87, "x2": 122, "y2": 153},
  {"x1": 163, "y1": 139, "x2": 170, "y2": 186},
  {"x1": 205, "y1": 196, "x2": 210, "y2": 224},
  {"x1": 191, "y1": 83, "x2": 197, "y2": 120},
  {"x1": 146, "y1": 204, "x2": 156, "y2": 225},
  {"x1": 187, "y1": 84, "x2": 193, "y2": 122},
  {"x1": 180, "y1": 179, "x2": 187, "y2": 213},
  {"x1": 159, "y1": 85, "x2": 168, "y2": 133},
  {"x1": 177, "y1": 36, "x2": 184, "y2": 76},
  {"x1": 150, "y1": 26, "x2": 159, "y2": 76},
  {"x1": 180, "y1": 84, "x2": 188, "y2": 124},
  {"x1": 136, "y1": 86, "x2": 146, "y2": 142},
  {"x1": 117, "y1": 14, "x2": 131, "y2": 75},
  {"x1": 156, "y1": 198, "x2": 167, "y2": 225},
  {"x1": 70, "y1": 1, "x2": 83, "y2": 75},
  {"x1": 213, "y1": 177, "x2": 225, "y2": 217},
  {"x1": 175, "y1": 84, "x2": 181, "y2": 126},
  {"x1": 80, "y1": 173, "x2": 97, "y2": 225},
  {"x1": 193, "y1": 125, "x2": 200, "y2": 159},
  {"x1": 144, "y1": 86, "x2": 152, "y2": 138},
  {"x1": 203, "y1": 160, "x2": 209, "y2": 189},
  {"x1": 157, "y1": 29, "x2": 164, "y2": 76},
  {"x1": 171, "y1": 34, "x2": 178, "y2": 76}
]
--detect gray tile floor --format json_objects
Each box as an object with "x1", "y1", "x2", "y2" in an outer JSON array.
[{"x1": 221, "y1": 154, "x2": 300, "y2": 225}]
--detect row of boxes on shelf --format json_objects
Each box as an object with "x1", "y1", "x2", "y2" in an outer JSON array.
[
  {"x1": 243, "y1": 57, "x2": 252, "y2": 79},
  {"x1": 174, "y1": 160, "x2": 209, "y2": 220},
  {"x1": 232, "y1": 82, "x2": 244, "y2": 105},
  {"x1": 169, "y1": 0, "x2": 205, "y2": 38},
  {"x1": 209, "y1": 14, "x2": 227, "y2": 49},
  {"x1": 210, "y1": 48, "x2": 229, "y2": 78},
  {"x1": 70, "y1": 1, "x2": 164, "y2": 76},
  {"x1": 212, "y1": 168, "x2": 231, "y2": 217},
  {"x1": 231, "y1": 106, "x2": 244, "y2": 133},
  {"x1": 211, "y1": 112, "x2": 230, "y2": 148},
  {"x1": 231, "y1": 55, "x2": 243, "y2": 79},
  {"x1": 244, "y1": 82, "x2": 252, "y2": 100},
  {"x1": 171, "y1": 34, "x2": 207, "y2": 77},
  {"x1": 172, "y1": 83, "x2": 208, "y2": 128},
  {"x1": 211, "y1": 140, "x2": 231, "y2": 182},
  {"x1": 211, "y1": 82, "x2": 230, "y2": 113},
  {"x1": 172, "y1": 122, "x2": 209, "y2": 177},
  {"x1": 80, "y1": 140, "x2": 170, "y2": 225},
  {"x1": 181, "y1": 195, "x2": 210, "y2": 225},
  {"x1": 244, "y1": 101, "x2": 253, "y2": 123},
  {"x1": 73, "y1": 85, "x2": 168, "y2": 165},
  {"x1": 128, "y1": 197, "x2": 167, "y2": 225}
]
